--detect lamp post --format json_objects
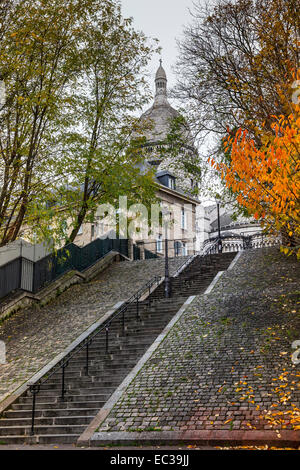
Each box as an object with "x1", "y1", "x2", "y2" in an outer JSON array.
[
  {"x1": 216, "y1": 198, "x2": 222, "y2": 254},
  {"x1": 162, "y1": 207, "x2": 170, "y2": 298}
]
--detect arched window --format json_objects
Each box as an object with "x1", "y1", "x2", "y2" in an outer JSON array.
[{"x1": 174, "y1": 241, "x2": 182, "y2": 256}]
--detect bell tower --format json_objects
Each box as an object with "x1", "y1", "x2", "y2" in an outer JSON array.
[{"x1": 154, "y1": 59, "x2": 168, "y2": 106}]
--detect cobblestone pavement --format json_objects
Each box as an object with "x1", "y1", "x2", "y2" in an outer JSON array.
[
  {"x1": 98, "y1": 248, "x2": 300, "y2": 434},
  {"x1": 0, "y1": 257, "x2": 187, "y2": 403}
]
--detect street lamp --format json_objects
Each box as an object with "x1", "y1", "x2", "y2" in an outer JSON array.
[
  {"x1": 216, "y1": 198, "x2": 222, "y2": 254},
  {"x1": 161, "y1": 207, "x2": 170, "y2": 298}
]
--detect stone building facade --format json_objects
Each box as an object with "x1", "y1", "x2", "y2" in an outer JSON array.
[{"x1": 201, "y1": 204, "x2": 281, "y2": 252}]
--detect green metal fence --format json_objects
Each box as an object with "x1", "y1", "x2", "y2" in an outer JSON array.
[{"x1": 0, "y1": 238, "x2": 130, "y2": 300}]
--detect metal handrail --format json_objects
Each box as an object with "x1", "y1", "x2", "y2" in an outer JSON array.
[
  {"x1": 172, "y1": 254, "x2": 196, "y2": 278},
  {"x1": 28, "y1": 274, "x2": 161, "y2": 435},
  {"x1": 174, "y1": 239, "x2": 220, "y2": 283},
  {"x1": 198, "y1": 238, "x2": 219, "y2": 256},
  {"x1": 172, "y1": 239, "x2": 220, "y2": 279}
]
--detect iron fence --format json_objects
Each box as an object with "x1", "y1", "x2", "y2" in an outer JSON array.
[
  {"x1": 138, "y1": 239, "x2": 196, "y2": 259},
  {"x1": 0, "y1": 257, "x2": 22, "y2": 299},
  {"x1": 0, "y1": 238, "x2": 129, "y2": 300}
]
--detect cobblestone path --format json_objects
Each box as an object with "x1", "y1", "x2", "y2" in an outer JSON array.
[
  {"x1": 0, "y1": 257, "x2": 186, "y2": 403},
  {"x1": 98, "y1": 248, "x2": 300, "y2": 434}
]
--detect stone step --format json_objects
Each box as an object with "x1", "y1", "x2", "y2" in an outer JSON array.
[
  {"x1": 0, "y1": 415, "x2": 94, "y2": 427},
  {"x1": 0, "y1": 432, "x2": 79, "y2": 444},
  {"x1": 39, "y1": 370, "x2": 135, "y2": 386},
  {"x1": 48, "y1": 356, "x2": 147, "y2": 374},
  {"x1": 0, "y1": 424, "x2": 86, "y2": 436},
  {"x1": 83, "y1": 317, "x2": 175, "y2": 335},
  {"x1": 0, "y1": 435, "x2": 38, "y2": 445},
  {"x1": 4, "y1": 408, "x2": 100, "y2": 419},
  {"x1": 0, "y1": 251, "x2": 235, "y2": 445},
  {"x1": 75, "y1": 342, "x2": 150, "y2": 354},
  {"x1": 11, "y1": 400, "x2": 106, "y2": 411},
  {"x1": 18, "y1": 393, "x2": 110, "y2": 404}
]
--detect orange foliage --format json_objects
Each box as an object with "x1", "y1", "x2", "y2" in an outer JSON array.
[{"x1": 213, "y1": 74, "x2": 300, "y2": 258}]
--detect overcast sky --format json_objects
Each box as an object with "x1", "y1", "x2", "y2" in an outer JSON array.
[
  {"x1": 121, "y1": 0, "x2": 197, "y2": 93},
  {"x1": 120, "y1": 1, "x2": 218, "y2": 203}
]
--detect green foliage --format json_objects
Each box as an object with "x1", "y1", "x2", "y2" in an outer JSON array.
[
  {"x1": 0, "y1": 0, "x2": 158, "y2": 247},
  {"x1": 158, "y1": 115, "x2": 201, "y2": 197}
]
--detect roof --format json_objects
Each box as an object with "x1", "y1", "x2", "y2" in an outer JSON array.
[
  {"x1": 211, "y1": 213, "x2": 233, "y2": 229},
  {"x1": 155, "y1": 170, "x2": 176, "y2": 179},
  {"x1": 140, "y1": 100, "x2": 179, "y2": 142},
  {"x1": 139, "y1": 61, "x2": 185, "y2": 143},
  {"x1": 156, "y1": 182, "x2": 200, "y2": 205},
  {"x1": 155, "y1": 61, "x2": 167, "y2": 81}
]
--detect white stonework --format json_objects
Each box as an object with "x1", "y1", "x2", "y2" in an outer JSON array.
[{"x1": 136, "y1": 61, "x2": 202, "y2": 250}]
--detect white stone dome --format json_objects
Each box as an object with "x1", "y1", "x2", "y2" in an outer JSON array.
[{"x1": 139, "y1": 60, "x2": 182, "y2": 143}]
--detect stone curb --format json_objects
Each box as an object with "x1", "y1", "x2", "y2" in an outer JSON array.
[
  {"x1": 204, "y1": 271, "x2": 224, "y2": 295},
  {"x1": 77, "y1": 295, "x2": 196, "y2": 447},
  {"x1": 0, "y1": 300, "x2": 125, "y2": 416},
  {"x1": 227, "y1": 250, "x2": 242, "y2": 271},
  {"x1": 89, "y1": 429, "x2": 300, "y2": 448}
]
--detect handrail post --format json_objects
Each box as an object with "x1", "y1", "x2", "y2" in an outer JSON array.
[
  {"x1": 29, "y1": 383, "x2": 40, "y2": 436},
  {"x1": 105, "y1": 324, "x2": 110, "y2": 354},
  {"x1": 85, "y1": 342, "x2": 89, "y2": 376},
  {"x1": 61, "y1": 366, "x2": 65, "y2": 400},
  {"x1": 61, "y1": 362, "x2": 68, "y2": 400},
  {"x1": 136, "y1": 297, "x2": 140, "y2": 321},
  {"x1": 122, "y1": 308, "x2": 126, "y2": 336}
]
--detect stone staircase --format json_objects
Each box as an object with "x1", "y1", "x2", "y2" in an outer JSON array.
[
  {"x1": 0, "y1": 251, "x2": 236, "y2": 444},
  {"x1": 151, "y1": 252, "x2": 235, "y2": 299}
]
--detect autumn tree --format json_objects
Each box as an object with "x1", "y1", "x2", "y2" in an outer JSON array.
[
  {"x1": 174, "y1": 0, "x2": 299, "y2": 139},
  {"x1": 173, "y1": 0, "x2": 299, "y2": 199},
  {"x1": 211, "y1": 77, "x2": 300, "y2": 257}
]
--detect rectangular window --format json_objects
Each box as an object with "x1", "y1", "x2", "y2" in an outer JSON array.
[
  {"x1": 182, "y1": 242, "x2": 187, "y2": 256},
  {"x1": 156, "y1": 234, "x2": 163, "y2": 253},
  {"x1": 91, "y1": 224, "x2": 95, "y2": 239},
  {"x1": 181, "y1": 208, "x2": 187, "y2": 230},
  {"x1": 168, "y1": 178, "x2": 175, "y2": 189}
]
